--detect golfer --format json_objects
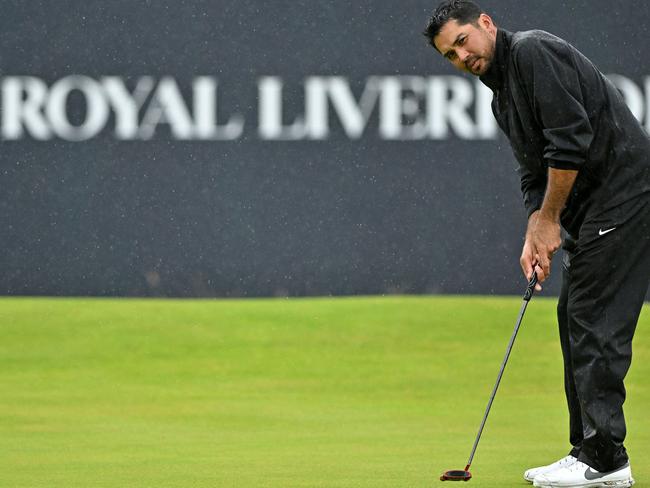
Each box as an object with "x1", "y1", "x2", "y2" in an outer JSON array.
[{"x1": 423, "y1": 1, "x2": 649, "y2": 487}]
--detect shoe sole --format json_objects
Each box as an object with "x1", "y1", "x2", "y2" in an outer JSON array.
[{"x1": 533, "y1": 478, "x2": 634, "y2": 488}]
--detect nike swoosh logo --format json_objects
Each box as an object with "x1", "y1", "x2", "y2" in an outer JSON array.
[
  {"x1": 584, "y1": 468, "x2": 603, "y2": 480},
  {"x1": 599, "y1": 227, "x2": 616, "y2": 236},
  {"x1": 584, "y1": 463, "x2": 629, "y2": 480}
]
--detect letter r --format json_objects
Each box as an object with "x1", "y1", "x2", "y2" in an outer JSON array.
[{"x1": 2, "y1": 76, "x2": 52, "y2": 140}]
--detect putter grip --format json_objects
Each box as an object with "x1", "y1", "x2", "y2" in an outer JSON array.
[{"x1": 523, "y1": 271, "x2": 538, "y2": 302}]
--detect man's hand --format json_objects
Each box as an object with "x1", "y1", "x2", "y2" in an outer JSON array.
[
  {"x1": 520, "y1": 168, "x2": 577, "y2": 290},
  {"x1": 531, "y1": 214, "x2": 562, "y2": 284},
  {"x1": 520, "y1": 211, "x2": 562, "y2": 290},
  {"x1": 520, "y1": 211, "x2": 543, "y2": 291},
  {"x1": 520, "y1": 239, "x2": 542, "y2": 292}
]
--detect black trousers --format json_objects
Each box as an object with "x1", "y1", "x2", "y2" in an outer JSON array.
[{"x1": 558, "y1": 197, "x2": 650, "y2": 472}]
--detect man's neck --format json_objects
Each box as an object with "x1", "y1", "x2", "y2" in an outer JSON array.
[{"x1": 479, "y1": 29, "x2": 511, "y2": 91}]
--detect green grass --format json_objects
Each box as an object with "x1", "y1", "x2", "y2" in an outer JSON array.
[{"x1": 0, "y1": 296, "x2": 648, "y2": 487}]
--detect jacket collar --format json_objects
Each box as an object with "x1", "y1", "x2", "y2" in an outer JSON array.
[{"x1": 480, "y1": 28, "x2": 512, "y2": 91}]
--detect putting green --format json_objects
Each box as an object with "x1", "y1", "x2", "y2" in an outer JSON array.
[{"x1": 1, "y1": 296, "x2": 648, "y2": 487}]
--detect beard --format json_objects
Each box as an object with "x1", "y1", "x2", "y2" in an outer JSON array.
[
  {"x1": 466, "y1": 29, "x2": 496, "y2": 75},
  {"x1": 466, "y1": 52, "x2": 494, "y2": 76}
]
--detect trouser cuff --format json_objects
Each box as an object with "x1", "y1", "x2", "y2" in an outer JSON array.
[{"x1": 577, "y1": 451, "x2": 629, "y2": 473}]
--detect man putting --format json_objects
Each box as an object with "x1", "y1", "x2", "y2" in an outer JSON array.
[{"x1": 423, "y1": 1, "x2": 650, "y2": 487}]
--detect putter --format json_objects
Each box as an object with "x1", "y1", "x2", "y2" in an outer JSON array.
[{"x1": 440, "y1": 270, "x2": 538, "y2": 482}]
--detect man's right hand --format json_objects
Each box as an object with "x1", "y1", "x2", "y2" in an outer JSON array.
[
  {"x1": 520, "y1": 210, "x2": 543, "y2": 292},
  {"x1": 520, "y1": 239, "x2": 543, "y2": 292}
]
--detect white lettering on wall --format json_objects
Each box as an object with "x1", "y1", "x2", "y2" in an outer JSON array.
[
  {"x1": 2, "y1": 76, "x2": 51, "y2": 139},
  {"x1": 476, "y1": 82, "x2": 498, "y2": 139},
  {"x1": 258, "y1": 77, "x2": 307, "y2": 140},
  {"x1": 193, "y1": 77, "x2": 244, "y2": 140},
  {"x1": 0, "y1": 74, "x2": 647, "y2": 141},
  {"x1": 102, "y1": 77, "x2": 154, "y2": 140},
  {"x1": 139, "y1": 77, "x2": 194, "y2": 140},
  {"x1": 645, "y1": 76, "x2": 650, "y2": 133},
  {"x1": 608, "y1": 74, "x2": 645, "y2": 122},
  {"x1": 379, "y1": 76, "x2": 427, "y2": 140},
  {"x1": 305, "y1": 77, "x2": 381, "y2": 139},
  {"x1": 46, "y1": 76, "x2": 110, "y2": 141}
]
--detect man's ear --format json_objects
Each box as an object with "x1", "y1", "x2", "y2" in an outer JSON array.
[{"x1": 478, "y1": 13, "x2": 496, "y2": 33}]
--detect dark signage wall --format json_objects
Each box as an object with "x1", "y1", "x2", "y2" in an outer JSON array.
[{"x1": 1, "y1": 1, "x2": 648, "y2": 297}]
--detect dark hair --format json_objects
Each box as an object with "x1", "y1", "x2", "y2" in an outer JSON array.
[{"x1": 423, "y1": 0, "x2": 483, "y2": 49}]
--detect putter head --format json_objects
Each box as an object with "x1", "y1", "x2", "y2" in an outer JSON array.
[{"x1": 440, "y1": 469, "x2": 472, "y2": 482}]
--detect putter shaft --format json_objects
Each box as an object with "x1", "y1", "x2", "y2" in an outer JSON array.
[{"x1": 465, "y1": 272, "x2": 538, "y2": 469}]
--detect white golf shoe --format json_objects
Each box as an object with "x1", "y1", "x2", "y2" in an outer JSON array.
[
  {"x1": 524, "y1": 455, "x2": 578, "y2": 482},
  {"x1": 533, "y1": 460, "x2": 634, "y2": 487}
]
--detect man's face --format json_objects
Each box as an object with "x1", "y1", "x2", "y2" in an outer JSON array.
[{"x1": 433, "y1": 14, "x2": 497, "y2": 76}]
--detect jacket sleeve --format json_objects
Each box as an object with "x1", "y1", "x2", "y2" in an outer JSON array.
[
  {"x1": 512, "y1": 37, "x2": 594, "y2": 171},
  {"x1": 519, "y1": 164, "x2": 546, "y2": 218}
]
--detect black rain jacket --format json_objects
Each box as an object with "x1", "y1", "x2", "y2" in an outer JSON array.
[{"x1": 480, "y1": 29, "x2": 650, "y2": 238}]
